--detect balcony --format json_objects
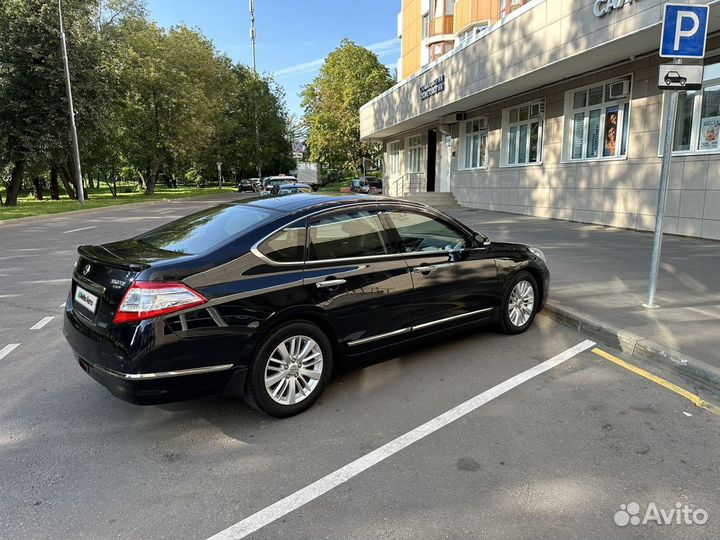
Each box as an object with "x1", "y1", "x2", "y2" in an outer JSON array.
[{"x1": 429, "y1": 15, "x2": 453, "y2": 38}]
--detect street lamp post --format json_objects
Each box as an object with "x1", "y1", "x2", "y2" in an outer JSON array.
[
  {"x1": 58, "y1": 0, "x2": 84, "y2": 204},
  {"x1": 249, "y1": 0, "x2": 262, "y2": 180}
]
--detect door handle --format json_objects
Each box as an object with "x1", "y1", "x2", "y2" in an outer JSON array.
[
  {"x1": 316, "y1": 279, "x2": 346, "y2": 289},
  {"x1": 412, "y1": 263, "x2": 454, "y2": 274}
]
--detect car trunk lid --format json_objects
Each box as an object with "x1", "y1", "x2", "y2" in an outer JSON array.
[{"x1": 71, "y1": 241, "x2": 185, "y2": 334}]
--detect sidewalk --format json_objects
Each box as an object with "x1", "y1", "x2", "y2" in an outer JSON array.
[{"x1": 445, "y1": 208, "x2": 720, "y2": 389}]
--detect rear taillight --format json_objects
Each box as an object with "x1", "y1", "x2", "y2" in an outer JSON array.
[{"x1": 113, "y1": 282, "x2": 207, "y2": 324}]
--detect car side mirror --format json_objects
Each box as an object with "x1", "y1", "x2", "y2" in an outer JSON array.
[{"x1": 474, "y1": 232, "x2": 491, "y2": 247}]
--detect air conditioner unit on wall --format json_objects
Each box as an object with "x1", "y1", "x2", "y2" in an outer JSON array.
[
  {"x1": 608, "y1": 80, "x2": 630, "y2": 99},
  {"x1": 530, "y1": 102, "x2": 545, "y2": 118},
  {"x1": 443, "y1": 112, "x2": 466, "y2": 123}
]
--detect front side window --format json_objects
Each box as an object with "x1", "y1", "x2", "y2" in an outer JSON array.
[
  {"x1": 388, "y1": 210, "x2": 467, "y2": 253},
  {"x1": 406, "y1": 135, "x2": 423, "y2": 173},
  {"x1": 257, "y1": 223, "x2": 306, "y2": 263},
  {"x1": 308, "y1": 210, "x2": 389, "y2": 261},
  {"x1": 462, "y1": 117, "x2": 488, "y2": 169},
  {"x1": 502, "y1": 101, "x2": 544, "y2": 166},
  {"x1": 387, "y1": 141, "x2": 401, "y2": 175},
  {"x1": 670, "y1": 57, "x2": 720, "y2": 153},
  {"x1": 565, "y1": 77, "x2": 631, "y2": 161}
]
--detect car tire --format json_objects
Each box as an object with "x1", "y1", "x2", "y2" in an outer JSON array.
[
  {"x1": 245, "y1": 321, "x2": 333, "y2": 417},
  {"x1": 498, "y1": 271, "x2": 538, "y2": 335}
]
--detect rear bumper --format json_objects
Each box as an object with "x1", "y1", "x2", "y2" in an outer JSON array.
[
  {"x1": 64, "y1": 307, "x2": 249, "y2": 405},
  {"x1": 75, "y1": 355, "x2": 246, "y2": 405}
]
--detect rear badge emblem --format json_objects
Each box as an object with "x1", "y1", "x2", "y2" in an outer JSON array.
[{"x1": 82, "y1": 264, "x2": 92, "y2": 276}]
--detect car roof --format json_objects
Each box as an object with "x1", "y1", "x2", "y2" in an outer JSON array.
[{"x1": 238, "y1": 193, "x2": 404, "y2": 214}]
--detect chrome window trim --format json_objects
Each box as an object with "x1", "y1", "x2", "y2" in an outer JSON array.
[
  {"x1": 249, "y1": 200, "x2": 480, "y2": 266},
  {"x1": 347, "y1": 307, "x2": 494, "y2": 347},
  {"x1": 252, "y1": 202, "x2": 394, "y2": 266},
  {"x1": 91, "y1": 362, "x2": 234, "y2": 380}
]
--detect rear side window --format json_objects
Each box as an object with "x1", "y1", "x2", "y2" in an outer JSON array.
[
  {"x1": 257, "y1": 223, "x2": 306, "y2": 262},
  {"x1": 138, "y1": 205, "x2": 274, "y2": 255},
  {"x1": 387, "y1": 211, "x2": 467, "y2": 253},
  {"x1": 309, "y1": 210, "x2": 389, "y2": 261}
]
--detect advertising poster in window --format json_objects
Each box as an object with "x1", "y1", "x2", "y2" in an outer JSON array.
[
  {"x1": 603, "y1": 106, "x2": 619, "y2": 157},
  {"x1": 698, "y1": 116, "x2": 720, "y2": 150}
]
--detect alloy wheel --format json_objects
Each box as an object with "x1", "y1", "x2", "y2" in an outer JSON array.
[
  {"x1": 264, "y1": 335, "x2": 324, "y2": 405},
  {"x1": 508, "y1": 280, "x2": 535, "y2": 327}
]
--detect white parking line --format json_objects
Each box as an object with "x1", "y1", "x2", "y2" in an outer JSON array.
[
  {"x1": 0, "y1": 344, "x2": 20, "y2": 361},
  {"x1": 63, "y1": 226, "x2": 97, "y2": 234},
  {"x1": 205, "y1": 339, "x2": 596, "y2": 540},
  {"x1": 60, "y1": 301, "x2": 67, "y2": 308},
  {"x1": 30, "y1": 316, "x2": 54, "y2": 330},
  {"x1": 20, "y1": 279, "x2": 70, "y2": 285}
]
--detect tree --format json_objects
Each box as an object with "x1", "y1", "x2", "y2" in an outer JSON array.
[
  {"x1": 301, "y1": 39, "x2": 394, "y2": 174},
  {"x1": 0, "y1": 0, "x2": 294, "y2": 205},
  {"x1": 197, "y1": 66, "x2": 294, "y2": 181},
  {"x1": 0, "y1": 0, "x2": 135, "y2": 205}
]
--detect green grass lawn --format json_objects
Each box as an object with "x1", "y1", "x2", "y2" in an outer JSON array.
[
  {"x1": 0, "y1": 185, "x2": 239, "y2": 221},
  {"x1": 317, "y1": 179, "x2": 353, "y2": 194}
]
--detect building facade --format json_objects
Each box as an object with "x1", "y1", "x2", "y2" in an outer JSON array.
[
  {"x1": 364, "y1": 0, "x2": 720, "y2": 241},
  {"x1": 398, "y1": 0, "x2": 531, "y2": 80}
]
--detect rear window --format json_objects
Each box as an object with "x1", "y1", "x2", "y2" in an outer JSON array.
[{"x1": 138, "y1": 205, "x2": 274, "y2": 255}]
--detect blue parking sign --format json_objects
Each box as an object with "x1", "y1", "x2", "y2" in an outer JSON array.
[{"x1": 660, "y1": 4, "x2": 709, "y2": 58}]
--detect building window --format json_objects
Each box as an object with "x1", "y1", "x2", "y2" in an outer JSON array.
[
  {"x1": 461, "y1": 117, "x2": 488, "y2": 169},
  {"x1": 502, "y1": 101, "x2": 544, "y2": 166},
  {"x1": 564, "y1": 76, "x2": 631, "y2": 161},
  {"x1": 668, "y1": 56, "x2": 720, "y2": 153},
  {"x1": 406, "y1": 135, "x2": 423, "y2": 173},
  {"x1": 429, "y1": 41, "x2": 453, "y2": 62},
  {"x1": 387, "y1": 141, "x2": 401, "y2": 175},
  {"x1": 422, "y1": 14, "x2": 429, "y2": 40}
]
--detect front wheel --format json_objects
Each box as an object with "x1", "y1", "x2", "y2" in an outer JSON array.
[
  {"x1": 245, "y1": 321, "x2": 333, "y2": 417},
  {"x1": 498, "y1": 272, "x2": 538, "y2": 335}
]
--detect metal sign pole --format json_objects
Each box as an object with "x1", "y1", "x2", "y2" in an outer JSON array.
[
  {"x1": 645, "y1": 61, "x2": 680, "y2": 309},
  {"x1": 58, "y1": 0, "x2": 84, "y2": 204}
]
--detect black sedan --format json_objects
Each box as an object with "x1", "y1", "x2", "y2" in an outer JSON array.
[{"x1": 64, "y1": 194, "x2": 549, "y2": 417}]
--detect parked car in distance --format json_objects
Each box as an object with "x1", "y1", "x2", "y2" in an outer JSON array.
[
  {"x1": 351, "y1": 178, "x2": 370, "y2": 193},
  {"x1": 238, "y1": 178, "x2": 260, "y2": 193},
  {"x1": 63, "y1": 194, "x2": 549, "y2": 417},
  {"x1": 270, "y1": 183, "x2": 312, "y2": 196},
  {"x1": 261, "y1": 176, "x2": 297, "y2": 196}
]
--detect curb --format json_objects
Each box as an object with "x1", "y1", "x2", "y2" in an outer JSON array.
[
  {"x1": 543, "y1": 301, "x2": 720, "y2": 398},
  {"x1": 0, "y1": 193, "x2": 241, "y2": 227}
]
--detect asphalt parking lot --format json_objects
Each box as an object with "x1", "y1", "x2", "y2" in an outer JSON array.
[{"x1": 1, "y1": 195, "x2": 718, "y2": 540}]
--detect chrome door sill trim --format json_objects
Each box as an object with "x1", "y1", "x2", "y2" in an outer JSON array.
[
  {"x1": 348, "y1": 327, "x2": 412, "y2": 347},
  {"x1": 412, "y1": 307, "x2": 493, "y2": 331},
  {"x1": 92, "y1": 363, "x2": 234, "y2": 380},
  {"x1": 347, "y1": 307, "x2": 494, "y2": 347}
]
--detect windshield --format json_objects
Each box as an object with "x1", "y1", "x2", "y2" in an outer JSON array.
[{"x1": 138, "y1": 205, "x2": 275, "y2": 255}]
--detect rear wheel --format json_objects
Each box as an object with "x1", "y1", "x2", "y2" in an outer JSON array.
[
  {"x1": 245, "y1": 321, "x2": 332, "y2": 417},
  {"x1": 498, "y1": 271, "x2": 538, "y2": 334}
]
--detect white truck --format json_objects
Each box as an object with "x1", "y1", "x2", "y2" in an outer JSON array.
[{"x1": 294, "y1": 162, "x2": 320, "y2": 191}]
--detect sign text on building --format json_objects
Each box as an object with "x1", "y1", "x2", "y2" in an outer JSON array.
[
  {"x1": 419, "y1": 75, "x2": 446, "y2": 101},
  {"x1": 594, "y1": 0, "x2": 635, "y2": 17}
]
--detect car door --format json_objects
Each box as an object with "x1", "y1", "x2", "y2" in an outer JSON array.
[
  {"x1": 382, "y1": 207, "x2": 498, "y2": 330},
  {"x1": 303, "y1": 205, "x2": 414, "y2": 351}
]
